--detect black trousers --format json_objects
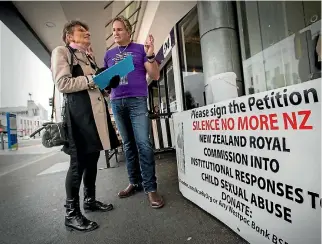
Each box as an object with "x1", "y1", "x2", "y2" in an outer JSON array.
[{"x1": 65, "y1": 151, "x2": 100, "y2": 200}]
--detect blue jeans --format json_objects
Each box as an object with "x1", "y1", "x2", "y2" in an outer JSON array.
[{"x1": 111, "y1": 97, "x2": 157, "y2": 192}]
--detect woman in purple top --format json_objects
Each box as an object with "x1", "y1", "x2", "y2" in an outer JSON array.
[{"x1": 104, "y1": 15, "x2": 164, "y2": 208}]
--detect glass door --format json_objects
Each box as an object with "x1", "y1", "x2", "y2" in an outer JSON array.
[
  {"x1": 166, "y1": 62, "x2": 177, "y2": 113},
  {"x1": 158, "y1": 70, "x2": 168, "y2": 115}
]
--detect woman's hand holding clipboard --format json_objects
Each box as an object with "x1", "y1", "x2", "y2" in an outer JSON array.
[{"x1": 93, "y1": 55, "x2": 134, "y2": 90}]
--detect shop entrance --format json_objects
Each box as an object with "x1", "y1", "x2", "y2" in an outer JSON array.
[{"x1": 148, "y1": 59, "x2": 176, "y2": 153}]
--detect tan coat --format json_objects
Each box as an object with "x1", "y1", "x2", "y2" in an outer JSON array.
[{"x1": 51, "y1": 46, "x2": 111, "y2": 150}]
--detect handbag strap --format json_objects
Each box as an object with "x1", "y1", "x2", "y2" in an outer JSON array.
[
  {"x1": 50, "y1": 85, "x2": 55, "y2": 121},
  {"x1": 51, "y1": 46, "x2": 74, "y2": 122}
]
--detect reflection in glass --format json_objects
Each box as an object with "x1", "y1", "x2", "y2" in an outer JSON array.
[
  {"x1": 166, "y1": 63, "x2": 177, "y2": 113},
  {"x1": 237, "y1": 1, "x2": 321, "y2": 96},
  {"x1": 152, "y1": 86, "x2": 160, "y2": 113},
  {"x1": 159, "y1": 74, "x2": 168, "y2": 114},
  {"x1": 178, "y1": 6, "x2": 204, "y2": 110}
]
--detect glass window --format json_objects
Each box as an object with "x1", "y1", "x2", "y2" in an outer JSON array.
[
  {"x1": 166, "y1": 62, "x2": 177, "y2": 113},
  {"x1": 149, "y1": 60, "x2": 175, "y2": 115},
  {"x1": 149, "y1": 82, "x2": 160, "y2": 114},
  {"x1": 237, "y1": 1, "x2": 321, "y2": 95},
  {"x1": 159, "y1": 73, "x2": 168, "y2": 114},
  {"x1": 178, "y1": 6, "x2": 205, "y2": 110}
]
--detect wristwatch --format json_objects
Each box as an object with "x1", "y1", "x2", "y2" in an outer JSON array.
[
  {"x1": 147, "y1": 53, "x2": 155, "y2": 63},
  {"x1": 147, "y1": 53, "x2": 155, "y2": 59}
]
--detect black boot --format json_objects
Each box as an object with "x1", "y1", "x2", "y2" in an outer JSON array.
[
  {"x1": 64, "y1": 198, "x2": 99, "y2": 232},
  {"x1": 83, "y1": 187, "x2": 114, "y2": 212}
]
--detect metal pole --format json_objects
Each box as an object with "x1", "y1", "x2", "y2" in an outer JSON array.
[
  {"x1": 99, "y1": 149, "x2": 121, "y2": 170},
  {"x1": 104, "y1": 150, "x2": 111, "y2": 168},
  {"x1": 0, "y1": 132, "x2": 4, "y2": 150}
]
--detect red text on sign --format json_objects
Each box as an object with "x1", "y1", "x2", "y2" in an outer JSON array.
[
  {"x1": 237, "y1": 114, "x2": 279, "y2": 131},
  {"x1": 282, "y1": 110, "x2": 312, "y2": 130},
  {"x1": 192, "y1": 119, "x2": 221, "y2": 131}
]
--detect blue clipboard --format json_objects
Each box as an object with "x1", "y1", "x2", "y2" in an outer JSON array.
[{"x1": 93, "y1": 55, "x2": 135, "y2": 90}]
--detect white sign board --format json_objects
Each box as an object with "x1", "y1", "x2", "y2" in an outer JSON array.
[{"x1": 173, "y1": 78, "x2": 321, "y2": 244}]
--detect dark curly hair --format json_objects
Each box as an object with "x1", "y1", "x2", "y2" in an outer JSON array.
[{"x1": 62, "y1": 20, "x2": 89, "y2": 45}]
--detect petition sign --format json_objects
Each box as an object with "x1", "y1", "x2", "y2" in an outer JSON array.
[{"x1": 173, "y1": 78, "x2": 321, "y2": 244}]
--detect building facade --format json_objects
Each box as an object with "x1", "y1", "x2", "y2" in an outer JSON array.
[
  {"x1": 0, "y1": 99, "x2": 49, "y2": 137},
  {"x1": 147, "y1": 1, "x2": 321, "y2": 151}
]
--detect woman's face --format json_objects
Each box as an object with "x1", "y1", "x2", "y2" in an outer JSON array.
[
  {"x1": 67, "y1": 25, "x2": 91, "y2": 46},
  {"x1": 112, "y1": 20, "x2": 130, "y2": 45}
]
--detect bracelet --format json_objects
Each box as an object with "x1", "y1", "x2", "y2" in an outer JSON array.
[
  {"x1": 148, "y1": 58, "x2": 155, "y2": 63},
  {"x1": 146, "y1": 53, "x2": 155, "y2": 59}
]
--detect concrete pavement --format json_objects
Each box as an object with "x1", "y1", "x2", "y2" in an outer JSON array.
[
  {"x1": 0, "y1": 146, "x2": 248, "y2": 244},
  {"x1": 0, "y1": 138, "x2": 60, "y2": 177},
  {"x1": 0, "y1": 137, "x2": 58, "y2": 154}
]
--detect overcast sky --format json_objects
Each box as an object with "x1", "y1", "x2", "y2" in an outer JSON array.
[{"x1": 0, "y1": 21, "x2": 52, "y2": 118}]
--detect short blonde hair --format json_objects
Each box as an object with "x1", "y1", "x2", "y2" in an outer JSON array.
[
  {"x1": 62, "y1": 20, "x2": 89, "y2": 44},
  {"x1": 112, "y1": 15, "x2": 132, "y2": 34}
]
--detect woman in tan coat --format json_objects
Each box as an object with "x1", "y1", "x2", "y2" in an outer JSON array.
[{"x1": 51, "y1": 20, "x2": 120, "y2": 232}]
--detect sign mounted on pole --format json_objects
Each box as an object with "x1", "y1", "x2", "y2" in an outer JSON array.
[{"x1": 6, "y1": 113, "x2": 18, "y2": 150}]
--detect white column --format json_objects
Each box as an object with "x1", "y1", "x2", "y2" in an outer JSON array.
[{"x1": 197, "y1": 1, "x2": 244, "y2": 104}]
